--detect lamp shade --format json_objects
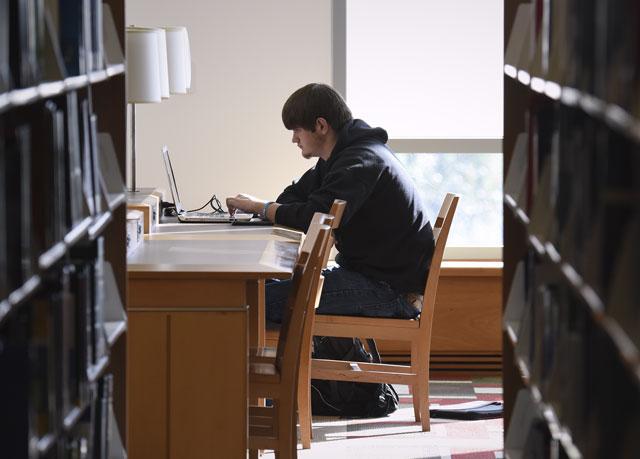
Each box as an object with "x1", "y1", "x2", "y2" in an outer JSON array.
[
  {"x1": 156, "y1": 28, "x2": 170, "y2": 99},
  {"x1": 126, "y1": 27, "x2": 162, "y2": 103},
  {"x1": 182, "y1": 28, "x2": 191, "y2": 90},
  {"x1": 164, "y1": 26, "x2": 190, "y2": 94}
]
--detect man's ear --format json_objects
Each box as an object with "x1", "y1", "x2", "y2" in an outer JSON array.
[{"x1": 315, "y1": 117, "x2": 330, "y2": 134}]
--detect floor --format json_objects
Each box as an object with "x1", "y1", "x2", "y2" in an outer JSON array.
[{"x1": 263, "y1": 378, "x2": 503, "y2": 459}]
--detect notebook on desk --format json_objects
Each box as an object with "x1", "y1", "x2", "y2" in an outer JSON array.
[{"x1": 161, "y1": 146, "x2": 253, "y2": 223}]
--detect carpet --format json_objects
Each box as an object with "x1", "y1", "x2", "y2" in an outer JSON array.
[{"x1": 261, "y1": 377, "x2": 504, "y2": 459}]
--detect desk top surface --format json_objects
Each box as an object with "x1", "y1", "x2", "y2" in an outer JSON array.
[{"x1": 128, "y1": 225, "x2": 301, "y2": 279}]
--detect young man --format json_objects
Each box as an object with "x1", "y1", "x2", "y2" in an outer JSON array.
[{"x1": 226, "y1": 83, "x2": 435, "y2": 322}]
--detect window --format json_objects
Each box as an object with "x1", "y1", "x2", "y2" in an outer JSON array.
[{"x1": 334, "y1": 0, "x2": 504, "y2": 259}]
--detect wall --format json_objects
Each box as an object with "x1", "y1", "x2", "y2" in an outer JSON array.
[{"x1": 126, "y1": 0, "x2": 332, "y2": 208}]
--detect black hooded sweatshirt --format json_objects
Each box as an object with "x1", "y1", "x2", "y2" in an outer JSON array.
[{"x1": 274, "y1": 119, "x2": 435, "y2": 294}]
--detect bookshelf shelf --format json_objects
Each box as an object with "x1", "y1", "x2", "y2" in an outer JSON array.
[
  {"x1": 105, "y1": 320, "x2": 127, "y2": 347},
  {"x1": 0, "y1": 64, "x2": 125, "y2": 115},
  {"x1": 504, "y1": 194, "x2": 530, "y2": 225},
  {"x1": 37, "y1": 433, "x2": 58, "y2": 456},
  {"x1": 89, "y1": 211, "x2": 114, "y2": 240},
  {"x1": 505, "y1": 66, "x2": 640, "y2": 143},
  {"x1": 63, "y1": 403, "x2": 91, "y2": 433},
  {"x1": 88, "y1": 355, "x2": 111, "y2": 384},
  {"x1": 64, "y1": 217, "x2": 94, "y2": 247},
  {"x1": 38, "y1": 241, "x2": 67, "y2": 271},
  {"x1": 4, "y1": 275, "x2": 42, "y2": 312}
]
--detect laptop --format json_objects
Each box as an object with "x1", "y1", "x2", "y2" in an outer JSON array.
[{"x1": 161, "y1": 146, "x2": 253, "y2": 223}]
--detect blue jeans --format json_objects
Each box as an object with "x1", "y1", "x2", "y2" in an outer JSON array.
[{"x1": 265, "y1": 265, "x2": 420, "y2": 323}]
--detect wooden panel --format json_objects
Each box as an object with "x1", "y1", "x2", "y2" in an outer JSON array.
[
  {"x1": 169, "y1": 311, "x2": 247, "y2": 459},
  {"x1": 378, "y1": 274, "x2": 502, "y2": 355},
  {"x1": 128, "y1": 310, "x2": 248, "y2": 459},
  {"x1": 128, "y1": 312, "x2": 168, "y2": 459},
  {"x1": 128, "y1": 278, "x2": 246, "y2": 309}
]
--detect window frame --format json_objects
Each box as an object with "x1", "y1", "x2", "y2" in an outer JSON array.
[{"x1": 332, "y1": 0, "x2": 503, "y2": 261}]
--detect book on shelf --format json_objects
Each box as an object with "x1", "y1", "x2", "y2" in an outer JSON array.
[
  {"x1": 66, "y1": 90, "x2": 88, "y2": 228},
  {"x1": 89, "y1": 113, "x2": 104, "y2": 217},
  {"x1": 98, "y1": 132, "x2": 126, "y2": 210},
  {"x1": 90, "y1": 0, "x2": 103, "y2": 71},
  {"x1": 59, "y1": 0, "x2": 87, "y2": 76},
  {"x1": 0, "y1": 0, "x2": 11, "y2": 93},
  {"x1": 103, "y1": 262, "x2": 125, "y2": 327},
  {"x1": 102, "y1": 3, "x2": 124, "y2": 67},
  {"x1": 30, "y1": 293, "x2": 59, "y2": 442},
  {"x1": 606, "y1": 215, "x2": 640, "y2": 351},
  {"x1": 80, "y1": 97, "x2": 97, "y2": 216},
  {"x1": 546, "y1": 0, "x2": 569, "y2": 85},
  {"x1": 72, "y1": 260, "x2": 94, "y2": 403},
  {"x1": 0, "y1": 124, "x2": 7, "y2": 300},
  {"x1": 41, "y1": 2, "x2": 68, "y2": 82},
  {"x1": 0, "y1": 308, "x2": 31, "y2": 458},
  {"x1": 505, "y1": 3, "x2": 533, "y2": 72},
  {"x1": 9, "y1": 0, "x2": 40, "y2": 88},
  {"x1": 5, "y1": 125, "x2": 36, "y2": 289},
  {"x1": 504, "y1": 388, "x2": 542, "y2": 457},
  {"x1": 92, "y1": 237, "x2": 108, "y2": 364},
  {"x1": 503, "y1": 260, "x2": 526, "y2": 340},
  {"x1": 60, "y1": 264, "x2": 80, "y2": 420},
  {"x1": 504, "y1": 131, "x2": 528, "y2": 209}
]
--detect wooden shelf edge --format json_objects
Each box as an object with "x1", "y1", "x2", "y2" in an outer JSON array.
[
  {"x1": 105, "y1": 320, "x2": 127, "y2": 347},
  {"x1": 89, "y1": 211, "x2": 113, "y2": 240},
  {"x1": 38, "y1": 241, "x2": 67, "y2": 270},
  {"x1": 504, "y1": 65, "x2": 640, "y2": 142},
  {"x1": 0, "y1": 276, "x2": 42, "y2": 327},
  {"x1": 87, "y1": 355, "x2": 110, "y2": 383}
]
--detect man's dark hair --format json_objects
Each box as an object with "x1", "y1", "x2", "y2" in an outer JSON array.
[{"x1": 282, "y1": 83, "x2": 352, "y2": 132}]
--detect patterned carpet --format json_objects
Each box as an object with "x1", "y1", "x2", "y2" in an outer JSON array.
[{"x1": 262, "y1": 377, "x2": 503, "y2": 459}]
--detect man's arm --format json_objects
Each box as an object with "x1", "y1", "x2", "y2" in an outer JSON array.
[{"x1": 226, "y1": 194, "x2": 281, "y2": 221}]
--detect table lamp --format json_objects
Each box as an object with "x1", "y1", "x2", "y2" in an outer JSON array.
[
  {"x1": 164, "y1": 26, "x2": 191, "y2": 94},
  {"x1": 125, "y1": 27, "x2": 167, "y2": 192}
]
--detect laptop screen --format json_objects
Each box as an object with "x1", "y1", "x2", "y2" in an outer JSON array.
[{"x1": 161, "y1": 146, "x2": 184, "y2": 213}]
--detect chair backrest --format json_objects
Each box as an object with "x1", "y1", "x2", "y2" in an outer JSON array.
[
  {"x1": 420, "y1": 193, "x2": 459, "y2": 329},
  {"x1": 276, "y1": 216, "x2": 332, "y2": 389},
  {"x1": 322, "y1": 199, "x2": 346, "y2": 267}
]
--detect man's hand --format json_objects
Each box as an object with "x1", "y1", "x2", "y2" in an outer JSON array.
[{"x1": 226, "y1": 194, "x2": 266, "y2": 216}]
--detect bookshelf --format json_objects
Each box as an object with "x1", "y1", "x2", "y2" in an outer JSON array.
[
  {"x1": 0, "y1": 0, "x2": 128, "y2": 457},
  {"x1": 503, "y1": 1, "x2": 640, "y2": 457}
]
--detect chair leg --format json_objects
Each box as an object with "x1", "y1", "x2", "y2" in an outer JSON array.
[
  {"x1": 276, "y1": 399, "x2": 297, "y2": 459},
  {"x1": 297, "y1": 341, "x2": 313, "y2": 449},
  {"x1": 297, "y1": 377, "x2": 312, "y2": 448},
  {"x1": 417, "y1": 342, "x2": 431, "y2": 432},
  {"x1": 410, "y1": 341, "x2": 420, "y2": 422}
]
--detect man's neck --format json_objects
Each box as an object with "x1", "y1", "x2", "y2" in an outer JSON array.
[{"x1": 319, "y1": 131, "x2": 338, "y2": 162}]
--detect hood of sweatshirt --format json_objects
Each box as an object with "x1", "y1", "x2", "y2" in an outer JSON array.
[{"x1": 328, "y1": 119, "x2": 388, "y2": 165}]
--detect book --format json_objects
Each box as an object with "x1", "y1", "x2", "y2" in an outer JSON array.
[
  {"x1": 98, "y1": 132, "x2": 125, "y2": 210},
  {"x1": 59, "y1": 0, "x2": 87, "y2": 76},
  {"x1": 9, "y1": 0, "x2": 40, "y2": 87},
  {"x1": 0, "y1": 123, "x2": 7, "y2": 300},
  {"x1": 504, "y1": 3, "x2": 533, "y2": 71},
  {"x1": 0, "y1": 0, "x2": 11, "y2": 92},
  {"x1": 66, "y1": 91, "x2": 87, "y2": 227},
  {"x1": 102, "y1": 3, "x2": 124, "y2": 67},
  {"x1": 0, "y1": 308, "x2": 31, "y2": 458}
]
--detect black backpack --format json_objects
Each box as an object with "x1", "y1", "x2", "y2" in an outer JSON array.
[{"x1": 310, "y1": 336, "x2": 399, "y2": 418}]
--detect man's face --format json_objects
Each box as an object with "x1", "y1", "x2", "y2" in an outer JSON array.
[{"x1": 291, "y1": 126, "x2": 323, "y2": 159}]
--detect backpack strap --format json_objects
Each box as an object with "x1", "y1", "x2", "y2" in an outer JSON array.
[{"x1": 366, "y1": 338, "x2": 381, "y2": 363}]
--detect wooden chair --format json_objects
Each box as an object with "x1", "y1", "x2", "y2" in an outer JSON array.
[
  {"x1": 248, "y1": 215, "x2": 332, "y2": 459},
  {"x1": 304, "y1": 193, "x2": 459, "y2": 436},
  {"x1": 251, "y1": 201, "x2": 347, "y2": 450}
]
